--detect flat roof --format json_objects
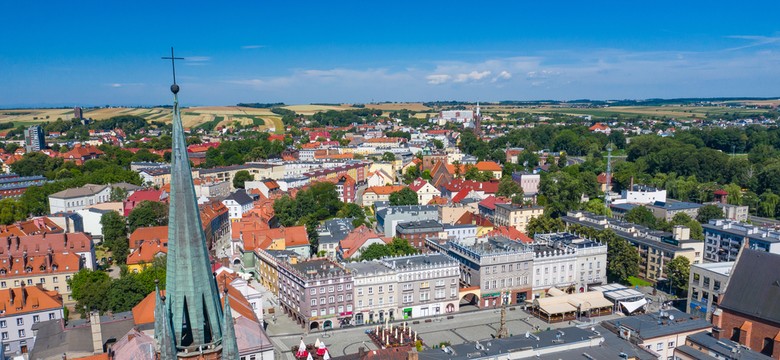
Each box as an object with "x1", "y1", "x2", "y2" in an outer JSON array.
[{"x1": 604, "y1": 309, "x2": 711, "y2": 340}]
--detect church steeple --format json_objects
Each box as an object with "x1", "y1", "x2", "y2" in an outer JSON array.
[
  {"x1": 221, "y1": 289, "x2": 240, "y2": 360},
  {"x1": 159, "y1": 48, "x2": 225, "y2": 357},
  {"x1": 154, "y1": 284, "x2": 177, "y2": 359}
]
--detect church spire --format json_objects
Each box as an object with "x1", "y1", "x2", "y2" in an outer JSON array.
[
  {"x1": 154, "y1": 283, "x2": 177, "y2": 359},
  {"x1": 221, "y1": 289, "x2": 240, "y2": 360},
  {"x1": 161, "y1": 48, "x2": 224, "y2": 355}
]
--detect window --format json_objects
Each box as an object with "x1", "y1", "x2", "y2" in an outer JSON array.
[
  {"x1": 358, "y1": 300, "x2": 364, "y2": 307},
  {"x1": 311, "y1": 299, "x2": 317, "y2": 306},
  {"x1": 320, "y1": 297, "x2": 326, "y2": 305},
  {"x1": 328, "y1": 286, "x2": 334, "y2": 293},
  {"x1": 33, "y1": 315, "x2": 39, "y2": 323},
  {"x1": 320, "y1": 309, "x2": 326, "y2": 316},
  {"x1": 0, "y1": 282, "x2": 4, "y2": 288},
  {"x1": 668, "y1": 341, "x2": 675, "y2": 348},
  {"x1": 378, "y1": 285, "x2": 383, "y2": 293},
  {"x1": 337, "y1": 284, "x2": 343, "y2": 291},
  {"x1": 656, "y1": 343, "x2": 663, "y2": 351},
  {"x1": 346, "y1": 283, "x2": 352, "y2": 290},
  {"x1": 420, "y1": 282, "x2": 429, "y2": 288},
  {"x1": 1, "y1": 333, "x2": 6, "y2": 340},
  {"x1": 368, "y1": 287, "x2": 373, "y2": 294},
  {"x1": 338, "y1": 305, "x2": 344, "y2": 313},
  {"x1": 0, "y1": 321, "x2": 5, "y2": 328},
  {"x1": 388, "y1": 285, "x2": 394, "y2": 292},
  {"x1": 310, "y1": 288, "x2": 316, "y2": 295},
  {"x1": 358, "y1": 288, "x2": 363, "y2": 296},
  {"x1": 320, "y1": 287, "x2": 326, "y2": 294},
  {"x1": 389, "y1": 295, "x2": 394, "y2": 303},
  {"x1": 762, "y1": 337, "x2": 775, "y2": 356},
  {"x1": 338, "y1": 295, "x2": 343, "y2": 302},
  {"x1": 329, "y1": 307, "x2": 335, "y2": 314},
  {"x1": 311, "y1": 310, "x2": 317, "y2": 317},
  {"x1": 329, "y1": 296, "x2": 334, "y2": 304},
  {"x1": 17, "y1": 330, "x2": 24, "y2": 338},
  {"x1": 368, "y1": 299, "x2": 373, "y2": 306},
  {"x1": 16, "y1": 318, "x2": 23, "y2": 326}
]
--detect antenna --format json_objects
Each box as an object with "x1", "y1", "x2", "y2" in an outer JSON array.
[{"x1": 605, "y1": 143, "x2": 613, "y2": 207}]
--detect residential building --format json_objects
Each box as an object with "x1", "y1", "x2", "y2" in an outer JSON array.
[
  {"x1": 716, "y1": 203, "x2": 750, "y2": 222},
  {"x1": 48, "y1": 184, "x2": 111, "y2": 214},
  {"x1": 380, "y1": 253, "x2": 460, "y2": 319},
  {"x1": 24, "y1": 125, "x2": 45, "y2": 152},
  {"x1": 0, "y1": 285, "x2": 63, "y2": 355},
  {"x1": 417, "y1": 326, "x2": 657, "y2": 360},
  {"x1": 362, "y1": 185, "x2": 406, "y2": 207},
  {"x1": 675, "y1": 331, "x2": 775, "y2": 360},
  {"x1": 0, "y1": 250, "x2": 83, "y2": 305},
  {"x1": 29, "y1": 311, "x2": 136, "y2": 359},
  {"x1": 138, "y1": 167, "x2": 172, "y2": 187},
  {"x1": 277, "y1": 258, "x2": 354, "y2": 331},
  {"x1": 193, "y1": 177, "x2": 230, "y2": 198},
  {"x1": 589, "y1": 123, "x2": 611, "y2": 134},
  {"x1": 126, "y1": 239, "x2": 166, "y2": 273},
  {"x1": 473, "y1": 161, "x2": 503, "y2": 180},
  {"x1": 240, "y1": 225, "x2": 311, "y2": 260},
  {"x1": 647, "y1": 200, "x2": 703, "y2": 222},
  {"x1": 712, "y1": 249, "x2": 780, "y2": 358},
  {"x1": 603, "y1": 309, "x2": 711, "y2": 360},
  {"x1": 376, "y1": 205, "x2": 439, "y2": 238},
  {"x1": 531, "y1": 233, "x2": 607, "y2": 296},
  {"x1": 614, "y1": 184, "x2": 667, "y2": 205},
  {"x1": 222, "y1": 189, "x2": 255, "y2": 222},
  {"x1": 199, "y1": 163, "x2": 286, "y2": 190},
  {"x1": 334, "y1": 174, "x2": 356, "y2": 204},
  {"x1": 122, "y1": 188, "x2": 168, "y2": 216},
  {"x1": 564, "y1": 211, "x2": 703, "y2": 282},
  {"x1": 338, "y1": 225, "x2": 390, "y2": 260},
  {"x1": 0, "y1": 175, "x2": 46, "y2": 199},
  {"x1": 317, "y1": 218, "x2": 354, "y2": 259},
  {"x1": 395, "y1": 220, "x2": 444, "y2": 251},
  {"x1": 408, "y1": 178, "x2": 440, "y2": 205},
  {"x1": 703, "y1": 219, "x2": 780, "y2": 262},
  {"x1": 441, "y1": 237, "x2": 533, "y2": 306},
  {"x1": 493, "y1": 203, "x2": 544, "y2": 233},
  {"x1": 442, "y1": 223, "x2": 477, "y2": 243},
  {"x1": 60, "y1": 144, "x2": 104, "y2": 165},
  {"x1": 511, "y1": 171, "x2": 540, "y2": 196},
  {"x1": 687, "y1": 261, "x2": 733, "y2": 321},
  {"x1": 366, "y1": 169, "x2": 394, "y2": 188},
  {"x1": 345, "y1": 262, "x2": 397, "y2": 324},
  {"x1": 477, "y1": 196, "x2": 511, "y2": 221}
]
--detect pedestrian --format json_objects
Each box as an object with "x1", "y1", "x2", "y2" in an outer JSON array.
[{"x1": 273, "y1": 315, "x2": 276, "y2": 324}]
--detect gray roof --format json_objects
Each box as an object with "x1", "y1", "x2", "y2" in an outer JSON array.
[
  {"x1": 344, "y1": 261, "x2": 394, "y2": 277},
  {"x1": 383, "y1": 253, "x2": 456, "y2": 270},
  {"x1": 110, "y1": 182, "x2": 142, "y2": 191},
  {"x1": 649, "y1": 200, "x2": 703, "y2": 211},
  {"x1": 396, "y1": 220, "x2": 443, "y2": 232},
  {"x1": 719, "y1": 249, "x2": 780, "y2": 323},
  {"x1": 318, "y1": 218, "x2": 355, "y2": 244},
  {"x1": 224, "y1": 189, "x2": 254, "y2": 206},
  {"x1": 684, "y1": 331, "x2": 774, "y2": 360},
  {"x1": 49, "y1": 184, "x2": 109, "y2": 199},
  {"x1": 418, "y1": 325, "x2": 656, "y2": 360},
  {"x1": 30, "y1": 312, "x2": 136, "y2": 359},
  {"x1": 603, "y1": 309, "x2": 711, "y2": 340}
]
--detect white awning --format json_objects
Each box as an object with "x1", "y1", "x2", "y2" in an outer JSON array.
[{"x1": 620, "y1": 298, "x2": 648, "y2": 314}]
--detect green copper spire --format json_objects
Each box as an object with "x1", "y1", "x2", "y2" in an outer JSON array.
[
  {"x1": 154, "y1": 285, "x2": 177, "y2": 359},
  {"x1": 221, "y1": 290, "x2": 240, "y2": 360},
  {"x1": 161, "y1": 49, "x2": 224, "y2": 354}
]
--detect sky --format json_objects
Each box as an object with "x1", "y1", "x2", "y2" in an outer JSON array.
[{"x1": 2, "y1": 1, "x2": 780, "y2": 107}]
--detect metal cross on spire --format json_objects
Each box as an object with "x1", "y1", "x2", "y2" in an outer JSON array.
[{"x1": 161, "y1": 47, "x2": 184, "y2": 94}]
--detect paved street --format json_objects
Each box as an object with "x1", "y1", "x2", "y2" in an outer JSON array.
[{"x1": 266, "y1": 306, "x2": 625, "y2": 359}]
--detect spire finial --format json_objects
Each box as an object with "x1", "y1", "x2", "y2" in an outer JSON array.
[{"x1": 161, "y1": 47, "x2": 184, "y2": 94}]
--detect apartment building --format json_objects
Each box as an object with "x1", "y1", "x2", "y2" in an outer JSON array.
[
  {"x1": 493, "y1": 203, "x2": 544, "y2": 233},
  {"x1": 703, "y1": 219, "x2": 780, "y2": 262},
  {"x1": 531, "y1": 233, "x2": 607, "y2": 297},
  {"x1": 687, "y1": 261, "x2": 733, "y2": 321},
  {"x1": 379, "y1": 254, "x2": 460, "y2": 319},
  {"x1": 345, "y1": 261, "x2": 398, "y2": 325}
]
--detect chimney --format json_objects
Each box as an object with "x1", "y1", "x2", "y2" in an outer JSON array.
[
  {"x1": 9, "y1": 288, "x2": 15, "y2": 306},
  {"x1": 90, "y1": 311, "x2": 104, "y2": 354},
  {"x1": 21, "y1": 285, "x2": 27, "y2": 307},
  {"x1": 407, "y1": 347, "x2": 419, "y2": 360}
]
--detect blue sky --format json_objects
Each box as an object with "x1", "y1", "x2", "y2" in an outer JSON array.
[{"x1": 2, "y1": 1, "x2": 780, "y2": 106}]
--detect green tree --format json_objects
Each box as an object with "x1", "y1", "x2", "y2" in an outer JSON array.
[
  {"x1": 432, "y1": 139, "x2": 444, "y2": 150},
  {"x1": 624, "y1": 206, "x2": 657, "y2": 228},
  {"x1": 584, "y1": 199, "x2": 611, "y2": 216},
  {"x1": 525, "y1": 216, "x2": 565, "y2": 236},
  {"x1": 665, "y1": 256, "x2": 691, "y2": 296},
  {"x1": 0, "y1": 199, "x2": 27, "y2": 225},
  {"x1": 359, "y1": 243, "x2": 392, "y2": 261},
  {"x1": 496, "y1": 177, "x2": 522, "y2": 198},
  {"x1": 669, "y1": 212, "x2": 704, "y2": 241},
  {"x1": 127, "y1": 201, "x2": 169, "y2": 232},
  {"x1": 695, "y1": 204, "x2": 724, "y2": 224},
  {"x1": 19, "y1": 186, "x2": 47, "y2": 216},
  {"x1": 389, "y1": 188, "x2": 419, "y2": 206},
  {"x1": 759, "y1": 191, "x2": 780, "y2": 218},
  {"x1": 539, "y1": 171, "x2": 585, "y2": 218},
  {"x1": 110, "y1": 187, "x2": 128, "y2": 202},
  {"x1": 402, "y1": 165, "x2": 421, "y2": 184},
  {"x1": 232, "y1": 170, "x2": 254, "y2": 189},
  {"x1": 106, "y1": 274, "x2": 148, "y2": 312},
  {"x1": 382, "y1": 152, "x2": 396, "y2": 162},
  {"x1": 69, "y1": 269, "x2": 111, "y2": 317},
  {"x1": 101, "y1": 211, "x2": 129, "y2": 264},
  {"x1": 602, "y1": 230, "x2": 641, "y2": 283}
]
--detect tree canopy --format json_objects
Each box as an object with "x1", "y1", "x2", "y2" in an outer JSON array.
[{"x1": 389, "y1": 188, "x2": 419, "y2": 206}]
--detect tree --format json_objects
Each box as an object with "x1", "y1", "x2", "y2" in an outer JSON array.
[
  {"x1": 402, "y1": 165, "x2": 421, "y2": 184},
  {"x1": 127, "y1": 201, "x2": 169, "y2": 232},
  {"x1": 0, "y1": 199, "x2": 27, "y2": 225},
  {"x1": 496, "y1": 177, "x2": 522, "y2": 198},
  {"x1": 584, "y1": 199, "x2": 611, "y2": 216},
  {"x1": 696, "y1": 204, "x2": 724, "y2": 223},
  {"x1": 624, "y1": 206, "x2": 657, "y2": 228},
  {"x1": 665, "y1": 256, "x2": 691, "y2": 296},
  {"x1": 19, "y1": 186, "x2": 47, "y2": 216},
  {"x1": 101, "y1": 211, "x2": 129, "y2": 264},
  {"x1": 359, "y1": 243, "x2": 392, "y2": 261},
  {"x1": 382, "y1": 152, "x2": 396, "y2": 162},
  {"x1": 389, "y1": 188, "x2": 419, "y2": 206},
  {"x1": 232, "y1": 170, "x2": 254, "y2": 189},
  {"x1": 526, "y1": 216, "x2": 564, "y2": 236},
  {"x1": 602, "y1": 230, "x2": 641, "y2": 283},
  {"x1": 69, "y1": 269, "x2": 112, "y2": 317},
  {"x1": 432, "y1": 139, "x2": 444, "y2": 150},
  {"x1": 110, "y1": 187, "x2": 128, "y2": 202},
  {"x1": 669, "y1": 212, "x2": 704, "y2": 241},
  {"x1": 539, "y1": 171, "x2": 585, "y2": 218}
]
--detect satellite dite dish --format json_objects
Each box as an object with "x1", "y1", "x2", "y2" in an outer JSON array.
[{"x1": 669, "y1": 315, "x2": 675, "y2": 321}]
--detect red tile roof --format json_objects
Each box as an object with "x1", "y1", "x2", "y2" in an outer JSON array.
[
  {"x1": 478, "y1": 195, "x2": 511, "y2": 211},
  {"x1": 126, "y1": 240, "x2": 167, "y2": 265},
  {"x1": 129, "y1": 226, "x2": 168, "y2": 250},
  {"x1": 408, "y1": 178, "x2": 430, "y2": 192},
  {"x1": 475, "y1": 161, "x2": 502, "y2": 172},
  {"x1": 340, "y1": 225, "x2": 390, "y2": 259},
  {"x1": 485, "y1": 226, "x2": 533, "y2": 243},
  {"x1": 0, "y1": 285, "x2": 62, "y2": 316},
  {"x1": 365, "y1": 185, "x2": 406, "y2": 196}
]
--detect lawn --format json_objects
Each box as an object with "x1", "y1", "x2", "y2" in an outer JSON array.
[{"x1": 628, "y1": 276, "x2": 653, "y2": 288}]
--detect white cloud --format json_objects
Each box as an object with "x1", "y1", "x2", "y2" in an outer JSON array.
[
  {"x1": 426, "y1": 74, "x2": 451, "y2": 84},
  {"x1": 454, "y1": 70, "x2": 491, "y2": 83},
  {"x1": 492, "y1": 71, "x2": 512, "y2": 82},
  {"x1": 241, "y1": 45, "x2": 265, "y2": 49},
  {"x1": 107, "y1": 83, "x2": 144, "y2": 88}
]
